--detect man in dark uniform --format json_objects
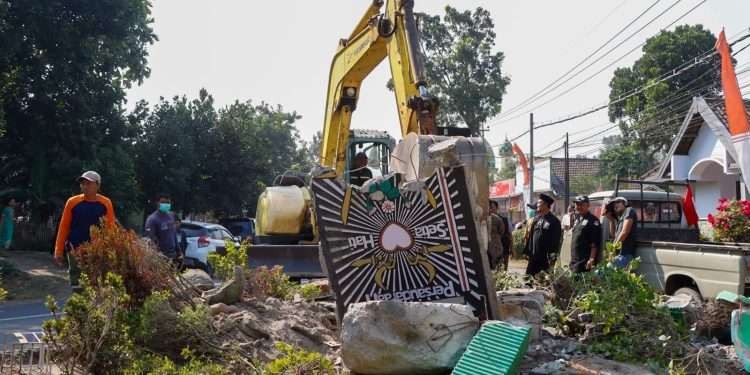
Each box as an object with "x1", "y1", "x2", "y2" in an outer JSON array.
[
  {"x1": 569, "y1": 195, "x2": 601, "y2": 273},
  {"x1": 524, "y1": 193, "x2": 562, "y2": 276}
]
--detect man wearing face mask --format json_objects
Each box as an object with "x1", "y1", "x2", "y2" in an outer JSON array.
[{"x1": 145, "y1": 193, "x2": 178, "y2": 260}]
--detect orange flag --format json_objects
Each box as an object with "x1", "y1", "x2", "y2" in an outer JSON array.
[
  {"x1": 512, "y1": 143, "x2": 529, "y2": 186},
  {"x1": 716, "y1": 29, "x2": 750, "y2": 187}
]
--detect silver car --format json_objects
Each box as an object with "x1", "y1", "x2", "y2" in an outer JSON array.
[{"x1": 179, "y1": 220, "x2": 240, "y2": 273}]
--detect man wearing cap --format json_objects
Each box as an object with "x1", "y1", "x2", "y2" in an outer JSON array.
[
  {"x1": 524, "y1": 193, "x2": 562, "y2": 276},
  {"x1": 570, "y1": 196, "x2": 601, "y2": 273},
  {"x1": 54, "y1": 171, "x2": 116, "y2": 288},
  {"x1": 606, "y1": 196, "x2": 638, "y2": 268}
]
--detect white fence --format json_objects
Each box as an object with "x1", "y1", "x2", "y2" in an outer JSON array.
[{"x1": 0, "y1": 332, "x2": 51, "y2": 374}]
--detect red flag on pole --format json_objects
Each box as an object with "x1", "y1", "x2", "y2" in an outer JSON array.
[
  {"x1": 683, "y1": 184, "x2": 699, "y2": 226},
  {"x1": 512, "y1": 143, "x2": 529, "y2": 186}
]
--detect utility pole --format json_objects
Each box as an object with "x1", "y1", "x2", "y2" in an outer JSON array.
[
  {"x1": 564, "y1": 132, "x2": 570, "y2": 212},
  {"x1": 529, "y1": 113, "x2": 534, "y2": 205}
]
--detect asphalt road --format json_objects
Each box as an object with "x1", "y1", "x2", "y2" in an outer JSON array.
[{"x1": 0, "y1": 299, "x2": 62, "y2": 345}]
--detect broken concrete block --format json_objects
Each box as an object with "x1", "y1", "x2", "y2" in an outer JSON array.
[
  {"x1": 341, "y1": 301, "x2": 479, "y2": 375},
  {"x1": 496, "y1": 288, "x2": 546, "y2": 341},
  {"x1": 182, "y1": 268, "x2": 214, "y2": 291},
  {"x1": 202, "y1": 266, "x2": 244, "y2": 305}
]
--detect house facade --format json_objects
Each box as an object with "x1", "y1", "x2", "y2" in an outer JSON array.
[{"x1": 652, "y1": 96, "x2": 749, "y2": 218}]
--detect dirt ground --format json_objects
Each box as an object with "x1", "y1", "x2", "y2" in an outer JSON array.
[{"x1": 0, "y1": 250, "x2": 71, "y2": 304}]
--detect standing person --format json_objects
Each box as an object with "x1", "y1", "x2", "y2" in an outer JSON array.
[
  {"x1": 569, "y1": 196, "x2": 601, "y2": 273},
  {"x1": 144, "y1": 194, "x2": 179, "y2": 261},
  {"x1": 524, "y1": 194, "x2": 562, "y2": 276},
  {"x1": 561, "y1": 204, "x2": 576, "y2": 231},
  {"x1": 54, "y1": 171, "x2": 116, "y2": 288},
  {"x1": 487, "y1": 200, "x2": 506, "y2": 270},
  {"x1": 0, "y1": 198, "x2": 17, "y2": 250},
  {"x1": 349, "y1": 152, "x2": 373, "y2": 186},
  {"x1": 490, "y1": 200, "x2": 512, "y2": 270},
  {"x1": 605, "y1": 197, "x2": 638, "y2": 268}
]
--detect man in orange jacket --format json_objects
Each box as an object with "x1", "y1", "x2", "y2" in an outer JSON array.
[{"x1": 54, "y1": 171, "x2": 116, "y2": 288}]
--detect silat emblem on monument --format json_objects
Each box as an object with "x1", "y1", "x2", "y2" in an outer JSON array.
[{"x1": 311, "y1": 166, "x2": 495, "y2": 321}]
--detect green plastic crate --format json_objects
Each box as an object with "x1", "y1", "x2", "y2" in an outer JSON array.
[{"x1": 452, "y1": 321, "x2": 531, "y2": 375}]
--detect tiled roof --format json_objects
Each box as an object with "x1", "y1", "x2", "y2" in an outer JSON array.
[{"x1": 703, "y1": 96, "x2": 750, "y2": 127}]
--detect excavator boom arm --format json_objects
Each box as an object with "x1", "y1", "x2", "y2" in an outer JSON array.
[{"x1": 319, "y1": 0, "x2": 438, "y2": 173}]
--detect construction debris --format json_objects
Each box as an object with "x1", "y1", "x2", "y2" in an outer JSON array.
[
  {"x1": 212, "y1": 297, "x2": 340, "y2": 365},
  {"x1": 202, "y1": 266, "x2": 244, "y2": 305},
  {"x1": 340, "y1": 301, "x2": 479, "y2": 375},
  {"x1": 496, "y1": 288, "x2": 546, "y2": 341},
  {"x1": 182, "y1": 268, "x2": 215, "y2": 291}
]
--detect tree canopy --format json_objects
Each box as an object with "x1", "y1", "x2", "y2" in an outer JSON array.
[
  {"x1": 0, "y1": 0, "x2": 156, "y2": 218},
  {"x1": 390, "y1": 6, "x2": 510, "y2": 137},
  {"x1": 606, "y1": 24, "x2": 719, "y2": 174},
  {"x1": 132, "y1": 89, "x2": 308, "y2": 218},
  {"x1": 0, "y1": 1, "x2": 314, "y2": 226}
]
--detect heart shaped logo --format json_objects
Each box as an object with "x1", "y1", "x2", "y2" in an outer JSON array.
[{"x1": 379, "y1": 222, "x2": 414, "y2": 253}]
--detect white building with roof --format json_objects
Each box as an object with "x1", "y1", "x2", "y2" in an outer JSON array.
[{"x1": 651, "y1": 96, "x2": 749, "y2": 218}]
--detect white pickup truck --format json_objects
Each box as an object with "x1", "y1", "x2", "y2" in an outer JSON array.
[{"x1": 560, "y1": 189, "x2": 750, "y2": 302}]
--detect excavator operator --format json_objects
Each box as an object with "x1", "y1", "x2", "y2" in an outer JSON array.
[{"x1": 349, "y1": 152, "x2": 373, "y2": 187}]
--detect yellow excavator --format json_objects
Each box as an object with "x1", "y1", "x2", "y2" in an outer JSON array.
[{"x1": 250, "y1": 0, "x2": 487, "y2": 278}]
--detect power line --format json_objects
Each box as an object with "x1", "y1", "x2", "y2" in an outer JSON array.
[
  {"x1": 528, "y1": 71, "x2": 750, "y2": 157},
  {"x1": 502, "y1": 25, "x2": 747, "y2": 144},
  {"x1": 494, "y1": 1, "x2": 712, "y2": 133},
  {"x1": 523, "y1": 0, "x2": 710, "y2": 130},
  {"x1": 495, "y1": 0, "x2": 666, "y2": 121}
]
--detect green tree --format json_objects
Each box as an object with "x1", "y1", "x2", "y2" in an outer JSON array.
[
  {"x1": 131, "y1": 89, "x2": 218, "y2": 216},
  {"x1": 598, "y1": 135, "x2": 653, "y2": 179},
  {"x1": 0, "y1": 0, "x2": 156, "y2": 219},
  {"x1": 300, "y1": 131, "x2": 322, "y2": 170},
  {"x1": 210, "y1": 100, "x2": 304, "y2": 217},
  {"x1": 608, "y1": 25, "x2": 719, "y2": 162},
  {"x1": 132, "y1": 90, "x2": 307, "y2": 218},
  {"x1": 497, "y1": 138, "x2": 516, "y2": 180},
  {"x1": 388, "y1": 6, "x2": 510, "y2": 137}
]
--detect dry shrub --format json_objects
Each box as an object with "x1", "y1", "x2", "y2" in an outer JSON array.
[
  {"x1": 75, "y1": 222, "x2": 195, "y2": 306},
  {"x1": 245, "y1": 266, "x2": 298, "y2": 300}
]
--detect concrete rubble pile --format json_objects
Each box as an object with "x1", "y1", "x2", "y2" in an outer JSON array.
[
  {"x1": 182, "y1": 266, "x2": 747, "y2": 375},
  {"x1": 211, "y1": 297, "x2": 341, "y2": 364}
]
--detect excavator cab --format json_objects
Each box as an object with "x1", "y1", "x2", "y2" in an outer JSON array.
[{"x1": 344, "y1": 129, "x2": 396, "y2": 184}]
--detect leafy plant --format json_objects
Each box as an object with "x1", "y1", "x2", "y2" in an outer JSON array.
[
  {"x1": 708, "y1": 198, "x2": 750, "y2": 243},
  {"x1": 125, "y1": 348, "x2": 229, "y2": 375},
  {"x1": 246, "y1": 266, "x2": 298, "y2": 300},
  {"x1": 510, "y1": 229, "x2": 526, "y2": 259},
  {"x1": 208, "y1": 240, "x2": 249, "y2": 280},
  {"x1": 136, "y1": 291, "x2": 213, "y2": 358},
  {"x1": 264, "y1": 342, "x2": 335, "y2": 375},
  {"x1": 493, "y1": 269, "x2": 527, "y2": 291},
  {"x1": 602, "y1": 241, "x2": 621, "y2": 264},
  {"x1": 298, "y1": 283, "x2": 322, "y2": 300},
  {"x1": 538, "y1": 262, "x2": 687, "y2": 368},
  {"x1": 43, "y1": 273, "x2": 134, "y2": 374}
]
